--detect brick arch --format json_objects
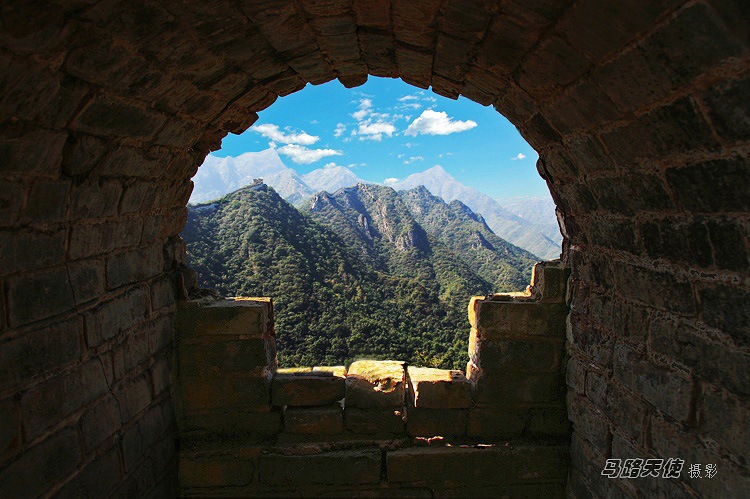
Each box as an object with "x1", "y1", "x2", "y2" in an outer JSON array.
[{"x1": 0, "y1": 0, "x2": 748, "y2": 496}]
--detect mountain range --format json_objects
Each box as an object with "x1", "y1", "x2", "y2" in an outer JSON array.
[
  {"x1": 190, "y1": 149, "x2": 561, "y2": 259},
  {"x1": 182, "y1": 183, "x2": 537, "y2": 368}
]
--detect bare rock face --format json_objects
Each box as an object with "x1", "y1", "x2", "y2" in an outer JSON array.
[
  {"x1": 345, "y1": 360, "x2": 405, "y2": 408},
  {"x1": 406, "y1": 367, "x2": 472, "y2": 409},
  {"x1": 271, "y1": 366, "x2": 346, "y2": 407}
]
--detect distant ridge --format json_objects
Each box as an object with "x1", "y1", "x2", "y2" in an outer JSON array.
[
  {"x1": 191, "y1": 150, "x2": 561, "y2": 259},
  {"x1": 182, "y1": 182, "x2": 536, "y2": 368}
]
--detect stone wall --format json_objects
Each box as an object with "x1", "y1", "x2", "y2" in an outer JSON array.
[
  {"x1": 175, "y1": 262, "x2": 570, "y2": 496},
  {"x1": 0, "y1": 0, "x2": 747, "y2": 496}
]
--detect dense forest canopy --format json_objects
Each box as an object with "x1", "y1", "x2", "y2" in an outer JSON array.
[{"x1": 182, "y1": 183, "x2": 537, "y2": 369}]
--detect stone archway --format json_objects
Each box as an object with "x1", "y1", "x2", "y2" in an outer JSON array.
[{"x1": 0, "y1": 0, "x2": 747, "y2": 496}]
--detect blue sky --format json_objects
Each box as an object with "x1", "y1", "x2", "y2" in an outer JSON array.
[{"x1": 214, "y1": 77, "x2": 547, "y2": 199}]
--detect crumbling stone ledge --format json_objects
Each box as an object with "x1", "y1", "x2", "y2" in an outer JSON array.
[{"x1": 175, "y1": 262, "x2": 571, "y2": 496}]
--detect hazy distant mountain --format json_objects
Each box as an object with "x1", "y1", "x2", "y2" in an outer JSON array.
[
  {"x1": 183, "y1": 183, "x2": 534, "y2": 368},
  {"x1": 389, "y1": 166, "x2": 561, "y2": 260},
  {"x1": 190, "y1": 151, "x2": 561, "y2": 259},
  {"x1": 497, "y1": 196, "x2": 561, "y2": 243},
  {"x1": 302, "y1": 164, "x2": 365, "y2": 194},
  {"x1": 190, "y1": 149, "x2": 314, "y2": 204},
  {"x1": 190, "y1": 149, "x2": 365, "y2": 205}
]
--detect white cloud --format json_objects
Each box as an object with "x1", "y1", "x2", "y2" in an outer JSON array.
[
  {"x1": 383, "y1": 177, "x2": 399, "y2": 185},
  {"x1": 277, "y1": 144, "x2": 342, "y2": 164},
  {"x1": 398, "y1": 95, "x2": 419, "y2": 101},
  {"x1": 356, "y1": 121, "x2": 397, "y2": 141},
  {"x1": 310, "y1": 119, "x2": 319, "y2": 124},
  {"x1": 397, "y1": 154, "x2": 405, "y2": 159},
  {"x1": 403, "y1": 156, "x2": 424, "y2": 164},
  {"x1": 399, "y1": 102, "x2": 422, "y2": 110},
  {"x1": 251, "y1": 123, "x2": 319, "y2": 145},
  {"x1": 511, "y1": 153, "x2": 527, "y2": 160},
  {"x1": 404, "y1": 142, "x2": 419, "y2": 148},
  {"x1": 333, "y1": 123, "x2": 346, "y2": 137},
  {"x1": 404, "y1": 110, "x2": 477, "y2": 136},
  {"x1": 352, "y1": 98, "x2": 373, "y2": 121}
]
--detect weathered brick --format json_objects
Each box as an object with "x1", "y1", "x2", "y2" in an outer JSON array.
[
  {"x1": 69, "y1": 178, "x2": 122, "y2": 220},
  {"x1": 80, "y1": 393, "x2": 121, "y2": 452},
  {"x1": 613, "y1": 343, "x2": 693, "y2": 422},
  {"x1": 639, "y1": 216, "x2": 713, "y2": 267},
  {"x1": 71, "y1": 94, "x2": 167, "y2": 138},
  {"x1": 406, "y1": 367, "x2": 471, "y2": 409},
  {"x1": 272, "y1": 369, "x2": 345, "y2": 407},
  {"x1": 0, "y1": 228, "x2": 66, "y2": 274},
  {"x1": 97, "y1": 144, "x2": 171, "y2": 178},
  {"x1": 469, "y1": 332, "x2": 563, "y2": 372},
  {"x1": 147, "y1": 313, "x2": 174, "y2": 354},
  {"x1": 518, "y1": 36, "x2": 589, "y2": 91},
  {"x1": 179, "y1": 447, "x2": 257, "y2": 488},
  {"x1": 6, "y1": 266, "x2": 75, "y2": 326},
  {"x1": 105, "y1": 244, "x2": 164, "y2": 289},
  {"x1": 181, "y1": 372, "x2": 271, "y2": 412},
  {"x1": 345, "y1": 407, "x2": 405, "y2": 434},
  {"x1": 525, "y1": 405, "x2": 570, "y2": 438},
  {"x1": 638, "y1": 2, "x2": 745, "y2": 91},
  {"x1": 55, "y1": 445, "x2": 122, "y2": 498},
  {"x1": 84, "y1": 286, "x2": 149, "y2": 347},
  {"x1": 701, "y1": 76, "x2": 750, "y2": 142},
  {"x1": 469, "y1": 298, "x2": 567, "y2": 337},
  {"x1": 67, "y1": 258, "x2": 106, "y2": 304},
  {"x1": 604, "y1": 383, "x2": 646, "y2": 445},
  {"x1": 468, "y1": 362, "x2": 564, "y2": 404},
  {"x1": 0, "y1": 125, "x2": 67, "y2": 174},
  {"x1": 567, "y1": 397, "x2": 610, "y2": 452},
  {"x1": 561, "y1": 0, "x2": 682, "y2": 62},
  {"x1": 387, "y1": 445, "x2": 569, "y2": 485},
  {"x1": 0, "y1": 179, "x2": 23, "y2": 227},
  {"x1": 346, "y1": 360, "x2": 405, "y2": 408},
  {"x1": 69, "y1": 219, "x2": 143, "y2": 260},
  {"x1": 259, "y1": 449, "x2": 381, "y2": 485},
  {"x1": 698, "y1": 283, "x2": 750, "y2": 346},
  {"x1": 665, "y1": 156, "x2": 749, "y2": 213},
  {"x1": 406, "y1": 407, "x2": 467, "y2": 438},
  {"x1": 567, "y1": 314, "x2": 615, "y2": 367},
  {"x1": 699, "y1": 385, "x2": 750, "y2": 464},
  {"x1": 115, "y1": 374, "x2": 152, "y2": 424},
  {"x1": 176, "y1": 298, "x2": 271, "y2": 339},
  {"x1": 612, "y1": 260, "x2": 695, "y2": 315},
  {"x1": 601, "y1": 97, "x2": 719, "y2": 166},
  {"x1": 284, "y1": 405, "x2": 343, "y2": 435},
  {"x1": 62, "y1": 134, "x2": 109, "y2": 177},
  {"x1": 565, "y1": 356, "x2": 586, "y2": 395},
  {"x1": 0, "y1": 428, "x2": 82, "y2": 497},
  {"x1": 21, "y1": 358, "x2": 110, "y2": 439},
  {"x1": 181, "y1": 408, "x2": 281, "y2": 439},
  {"x1": 0, "y1": 397, "x2": 18, "y2": 457},
  {"x1": 0, "y1": 317, "x2": 80, "y2": 392},
  {"x1": 150, "y1": 355, "x2": 171, "y2": 398},
  {"x1": 467, "y1": 405, "x2": 525, "y2": 438},
  {"x1": 650, "y1": 314, "x2": 750, "y2": 396},
  {"x1": 23, "y1": 178, "x2": 70, "y2": 224},
  {"x1": 706, "y1": 217, "x2": 748, "y2": 271},
  {"x1": 120, "y1": 181, "x2": 156, "y2": 214},
  {"x1": 180, "y1": 338, "x2": 271, "y2": 376}
]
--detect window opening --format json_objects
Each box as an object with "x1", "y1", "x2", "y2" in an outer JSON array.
[{"x1": 181, "y1": 77, "x2": 560, "y2": 369}]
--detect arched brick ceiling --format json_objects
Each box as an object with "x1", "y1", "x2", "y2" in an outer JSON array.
[
  {"x1": 1, "y1": 1, "x2": 748, "y2": 496},
  {"x1": 6, "y1": 0, "x2": 745, "y2": 253}
]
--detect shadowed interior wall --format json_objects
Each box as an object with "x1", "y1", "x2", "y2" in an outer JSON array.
[{"x1": 0, "y1": 0, "x2": 747, "y2": 496}]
